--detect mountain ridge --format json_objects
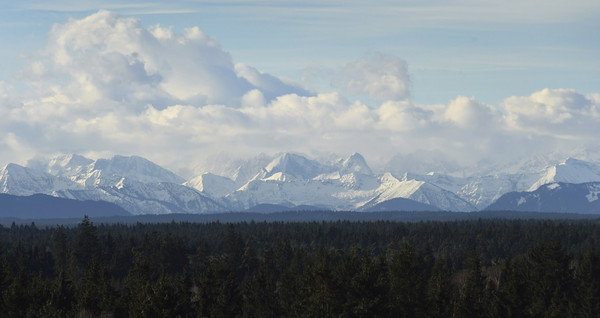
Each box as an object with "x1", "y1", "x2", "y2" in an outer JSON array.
[
  {"x1": 1, "y1": 152, "x2": 599, "y2": 216},
  {"x1": 0, "y1": 193, "x2": 130, "y2": 218}
]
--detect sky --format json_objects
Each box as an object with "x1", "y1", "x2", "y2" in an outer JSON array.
[{"x1": 0, "y1": 1, "x2": 599, "y2": 176}]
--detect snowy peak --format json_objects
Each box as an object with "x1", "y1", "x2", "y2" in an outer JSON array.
[
  {"x1": 529, "y1": 158, "x2": 600, "y2": 191},
  {"x1": 12, "y1": 152, "x2": 600, "y2": 214},
  {"x1": 28, "y1": 154, "x2": 186, "y2": 186},
  {"x1": 0, "y1": 163, "x2": 82, "y2": 196},
  {"x1": 368, "y1": 173, "x2": 475, "y2": 212},
  {"x1": 339, "y1": 172, "x2": 380, "y2": 191},
  {"x1": 17, "y1": 154, "x2": 228, "y2": 215},
  {"x1": 46, "y1": 154, "x2": 93, "y2": 176},
  {"x1": 263, "y1": 153, "x2": 327, "y2": 180},
  {"x1": 184, "y1": 173, "x2": 238, "y2": 198},
  {"x1": 27, "y1": 154, "x2": 94, "y2": 180},
  {"x1": 91, "y1": 155, "x2": 185, "y2": 184},
  {"x1": 339, "y1": 153, "x2": 373, "y2": 175},
  {"x1": 224, "y1": 154, "x2": 274, "y2": 184}
]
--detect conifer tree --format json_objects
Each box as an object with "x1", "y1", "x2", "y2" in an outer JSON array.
[
  {"x1": 496, "y1": 257, "x2": 527, "y2": 318},
  {"x1": 455, "y1": 251, "x2": 485, "y2": 318},
  {"x1": 52, "y1": 226, "x2": 68, "y2": 274},
  {"x1": 242, "y1": 262, "x2": 280, "y2": 318},
  {"x1": 70, "y1": 216, "x2": 101, "y2": 276},
  {"x1": 525, "y1": 242, "x2": 573, "y2": 317},
  {"x1": 574, "y1": 248, "x2": 600, "y2": 317},
  {"x1": 387, "y1": 243, "x2": 425, "y2": 317},
  {"x1": 426, "y1": 257, "x2": 454, "y2": 318}
]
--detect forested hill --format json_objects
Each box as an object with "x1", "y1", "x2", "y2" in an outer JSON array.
[{"x1": 2, "y1": 217, "x2": 600, "y2": 316}]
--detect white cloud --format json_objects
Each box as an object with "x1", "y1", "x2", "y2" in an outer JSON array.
[
  {"x1": 444, "y1": 96, "x2": 501, "y2": 130},
  {"x1": 332, "y1": 52, "x2": 410, "y2": 101},
  {"x1": 1, "y1": 10, "x2": 600, "y2": 174},
  {"x1": 503, "y1": 88, "x2": 600, "y2": 136},
  {"x1": 235, "y1": 63, "x2": 309, "y2": 101},
  {"x1": 241, "y1": 89, "x2": 266, "y2": 108},
  {"x1": 23, "y1": 10, "x2": 304, "y2": 110}
]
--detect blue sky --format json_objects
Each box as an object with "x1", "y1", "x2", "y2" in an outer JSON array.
[
  {"x1": 0, "y1": 1, "x2": 599, "y2": 174},
  {"x1": 3, "y1": 1, "x2": 599, "y2": 105}
]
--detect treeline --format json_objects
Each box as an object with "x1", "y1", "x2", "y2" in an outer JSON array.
[{"x1": 1, "y1": 217, "x2": 600, "y2": 317}]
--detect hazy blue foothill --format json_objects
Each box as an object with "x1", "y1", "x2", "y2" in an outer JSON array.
[
  {"x1": 0, "y1": 193, "x2": 130, "y2": 219},
  {"x1": 485, "y1": 182, "x2": 600, "y2": 213}
]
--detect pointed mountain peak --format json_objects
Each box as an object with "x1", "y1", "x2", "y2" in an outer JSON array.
[
  {"x1": 26, "y1": 153, "x2": 94, "y2": 177},
  {"x1": 185, "y1": 172, "x2": 237, "y2": 198},
  {"x1": 92, "y1": 155, "x2": 185, "y2": 184},
  {"x1": 341, "y1": 152, "x2": 372, "y2": 175},
  {"x1": 0, "y1": 163, "x2": 82, "y2": 196},
  {"x1": 51, "y1": 154, "x2": 93, "y2": 166},
  {"x1": 528, "y1": 157, "x2": 600, "y2": 191},
  {"x1": 264, "y1": 152, "x2": 325, "y2": 180}
]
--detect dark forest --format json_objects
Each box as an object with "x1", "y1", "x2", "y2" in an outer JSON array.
[{"x1": 2, "y1": 216, "x2": 600, "y2": 317}]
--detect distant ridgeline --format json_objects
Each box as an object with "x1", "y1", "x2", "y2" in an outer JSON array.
[
  {"x1": 3, "y1": 153, "x2": 600, "y2": 215},
  {"x1": 0, "y1": 193, "x2": 130, "y2": 219}
]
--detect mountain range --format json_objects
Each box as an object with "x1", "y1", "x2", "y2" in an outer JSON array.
[{"x1": 1, "y1": 152, "x2": 600, "y2": 216}]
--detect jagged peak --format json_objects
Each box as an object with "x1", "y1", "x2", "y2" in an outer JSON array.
[
  {"x1": 51, "y1": 153, "x2": 93, "y2": 165},
  {"x1": 1, "y1": 163, "x2": 37, "y2": 176},
  {"x1": 341, "y1": 152, "x2": 372, "y2": 175},
  {"x1": 263, "y1": 152, "x2": 324, "y2": 179},
  {"x1": 266, "y1": 152, "x2": 308, "y2": 169},
  {"x1": 92, "y1": 155, "x2": 185, "y2": 184}
]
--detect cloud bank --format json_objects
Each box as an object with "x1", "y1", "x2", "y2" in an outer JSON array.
[{"x1": 2, "y1": 11, "x2": 600, "y2": 176}]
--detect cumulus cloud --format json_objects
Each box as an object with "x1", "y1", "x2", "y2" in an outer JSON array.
[
  {"x1": 235, "y1": 63, "x2": 309, "y2": 102},
  {"x1": 1, "y1": 10, "x2": 600, "y2": 175},
  {"x1": 332, "y1": 52, "x2": 410, "y2": 101},
  {"x1": 22, "y1": 10, "x2": 304, "y2": 109},
  {"x1": 503, "y1": 89, "x2": 599, "y2": 135},
  {"x1": 443, "y1": 96, "x2": 501, "y2": 130}
]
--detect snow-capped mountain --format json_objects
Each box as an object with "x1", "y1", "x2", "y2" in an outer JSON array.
[
  {"x1": 29, "y1": 154, "x2": 184, "y2": 186},
  {"x1": 28, "y1": 154, "x2": 94, "y2": 180},
  {"x1": 0, "y1": 163, "x2": 83, "y2": 196},
  {"x1": 184, "y1": 173, "x2": 238, "y2": 199},
  {"x1": 12, "y1": 155, "x2": 225, "y2": 215},
  {"x1": 192, "y1": 153, "x2": 275, "y2": 185},
  {"x1": 3, "y1": 152, "x2": 600, "y2": 215},
  {"x1": 359, "y1": 173, "x2": 475, "y2": 211},
  {"x1": 91, "y1": 155, "x2": 185, "y2": 184},
  {"x1": 223, "y1": 154, "x2": 474, "y2": 212},
  {"x1": 528, "y1": 158, "x2": 600, "y2": 191},
  {"x1": 336, "y1": 153, "x2": 373, "y2": 175},
  {"x1": 259, "y1": 153, "x2": 331, "y2": 180},
  {"x1": 57, "y1": 178, "x2": 224, "y2": 215},
  {"x1": 485, "y1": 182, "x2": 600, "y2": 214},
  {"x1": 406, "y1": 171, "x2": 544, "y2": 210}
]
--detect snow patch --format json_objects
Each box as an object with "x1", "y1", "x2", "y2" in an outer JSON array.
[
  {"x1": 115, "y1": 177, "x2": 125, "y2": 190},
  {"x1": 586, "y1": 191, "x2": 599, "y2": 203}
]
